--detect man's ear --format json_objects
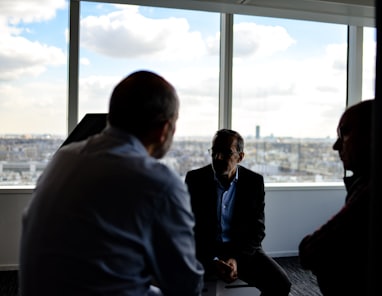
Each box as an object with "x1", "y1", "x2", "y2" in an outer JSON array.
[
  {"x1": 238, "y1": 152, "x2": 245, "y2": 163},
  {"x1": 152, "y1": 120, "x2": 171, "y2": 144}
]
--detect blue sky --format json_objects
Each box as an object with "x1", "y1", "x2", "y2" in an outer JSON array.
[{"x1": 0, "y1": 0, "x2": 376, "y2": 138}]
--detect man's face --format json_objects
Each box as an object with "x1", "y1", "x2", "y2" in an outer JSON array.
[
  {"x1": 332, "y1": 113, "x2": 363, "y2": 173},
  {"x1": 210, "y1": 135, "x2": 244, "y2": 180}
]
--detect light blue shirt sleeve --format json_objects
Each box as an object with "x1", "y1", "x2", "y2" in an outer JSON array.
[{"x1": 149, "y1": 171, "x2": 204, "y2": 296}]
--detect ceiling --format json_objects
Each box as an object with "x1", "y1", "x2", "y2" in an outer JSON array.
[
  {"x1": 104, "y1": 0, "x2": 375, "y2": 26},
  {"x1": 183, "y1": 0, "x2": 375, "y2": 25}
]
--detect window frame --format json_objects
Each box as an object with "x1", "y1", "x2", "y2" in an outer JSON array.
[
  {"x1": 0, "y1": 0, "x2": 347, "y2": 191},
  {"x1": 0, "y1": 0, "x2": 374, "y2": 190}
]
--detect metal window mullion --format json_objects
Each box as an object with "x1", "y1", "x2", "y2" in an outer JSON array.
[
  {"x1": 68, "y1": 0, "x2": 80, "y2": 134},
  {"x1": 347, "y1": 25, "x2": 363, "y2": 107},
  {"x1": 219, "y1": 13, "x2": 234, "y2": 129}
]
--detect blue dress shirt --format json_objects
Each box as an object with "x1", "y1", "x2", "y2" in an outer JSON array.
[
  {"x1": 20, "y1": 126, "x2": 204, "y2": 296},
  {"x1": 215, "y1": 168, "x2": 238, "y2": 242}
]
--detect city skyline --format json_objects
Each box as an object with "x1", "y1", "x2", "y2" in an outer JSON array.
[{"x1": 0, "y1": 135, "x2": 343, "y2": 186}]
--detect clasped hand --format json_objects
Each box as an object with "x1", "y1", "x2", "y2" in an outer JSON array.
[{"x1": 215, "y1": 258, "x2": 238, "y2": 283}]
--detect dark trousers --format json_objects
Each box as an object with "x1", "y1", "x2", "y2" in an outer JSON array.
[
  {"x1": 204, "y1": 243, "x2": 291, "y2": 296},
  {"x1": 237, "y1": 249, "x2": 291, "y2": 296}
]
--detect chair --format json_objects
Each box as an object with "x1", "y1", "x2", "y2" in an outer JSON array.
[{"x1": 203, "y1": 279, "x2": 261, "y2": 296}]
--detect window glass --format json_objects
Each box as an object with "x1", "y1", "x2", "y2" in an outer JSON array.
[
  {"x1": 79, "y1": 2, "x2": 220, "y2": 178},
  {"x1": 0, "y1": 0, "x2": 68, "y2": 185},
  {"x1": 232, "y1": 15, "x2": 348, "y2": 183},
  {"x1": 362, "y1": 27, "x2": 376, "y2": 100},
  {"x1": 0, "y1": 1, "x2": 372, "y2": 186}
]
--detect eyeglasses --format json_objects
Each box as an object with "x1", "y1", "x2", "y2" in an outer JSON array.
[{"x1": 208, "y1": 148, "x2": 239, "y2": 159}]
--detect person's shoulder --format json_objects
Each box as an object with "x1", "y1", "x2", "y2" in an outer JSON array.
[
  {"x1": 142, "y1": 159, "x2": 188, "y2": 196},
  {"x1": 238, "y1": 165, "x2": 264, "y2": 180},
  {"x1": 185, "y1": 164, "x2": 212, "y2": 178},
  {"x1": 147, "y1": 159, "x2": 180, "y2": 181}
]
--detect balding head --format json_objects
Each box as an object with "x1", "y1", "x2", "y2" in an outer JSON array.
[{"x1": 108, "y1": 70, "x2": 179, "y2": 138}]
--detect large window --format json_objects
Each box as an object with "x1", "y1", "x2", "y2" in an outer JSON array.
[
  {"x1": 0, "y1": 0, "x2": 68, "y2": 185},
  {"x1": 232, "y1": 15, "x2": 347, "y2": 182},
  {"x1": 0, "y1": 0, "x2": 376, "y2": 186},
  {"x1": 78, "y1": 2, "x2": 220, "y2": 178}
]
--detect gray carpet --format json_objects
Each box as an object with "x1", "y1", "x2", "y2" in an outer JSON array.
[
  {"x1": 0, "y1": 269, "x2": 18, "y2": 296},
  {"x1": 275, "y1": 256, "x2": 322, "y2": 296},
  {"x1": 0, "y1": 257, "x2": 322, "y2": 296}
]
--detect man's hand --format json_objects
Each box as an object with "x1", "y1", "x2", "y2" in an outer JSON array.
[{"x1": 215, "y1": 258, "x2": 238, "y2": 283}]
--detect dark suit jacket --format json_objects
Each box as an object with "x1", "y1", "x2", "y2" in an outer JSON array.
[
  {"x1": 298, "y1": 174, "x2": 370, "y2": 295},
  {"x1": 185, "y1": 164, "x2": 265, "y2": 272}
]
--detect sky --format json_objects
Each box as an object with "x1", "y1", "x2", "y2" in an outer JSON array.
[{"x1": 0, "y1": 0, "x2": 376, "y2": 139}]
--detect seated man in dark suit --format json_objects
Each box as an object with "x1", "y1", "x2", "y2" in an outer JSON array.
[{"x1": 185, "y1": 129, "x2": 291, "y2": 296}]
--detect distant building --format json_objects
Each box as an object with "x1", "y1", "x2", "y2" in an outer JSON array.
[{"x1": 256, "y1": 125, "x2": 260, "y2": 139}]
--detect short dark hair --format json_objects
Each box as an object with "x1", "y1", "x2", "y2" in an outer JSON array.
[
  {"x1": 340, "y1": 99, "x2": 374, "y2": 139},
  {"x1": 108, "y1": 70, "x2": 179, "y2": 137},
  {"x1": 214, "y1": 129, "x2": 244, "y2": 152}
]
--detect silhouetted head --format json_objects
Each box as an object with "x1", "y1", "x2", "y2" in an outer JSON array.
[
  {"x1": 333, "y1": 99, "x2": 374, "y2": 176},
  {"x1": 108, "y1": 70, "x2": 179, "y2": 158}
]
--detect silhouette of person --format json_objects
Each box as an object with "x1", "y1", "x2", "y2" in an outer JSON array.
[
  {"x1": 19, "y1": 70, "x2": 204, "y2": 296},
  {"x1": 299, "y1": 99, "x2": 375, "y2": 296}
]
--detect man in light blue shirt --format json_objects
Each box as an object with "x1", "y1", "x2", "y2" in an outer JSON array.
[{"x1": 19, "y1": 70, "x2": 204, "y2": 296}]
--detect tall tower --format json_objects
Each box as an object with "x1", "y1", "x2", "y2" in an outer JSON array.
[{"x1": 256, "y1": 125, "x2": 260, "y2": 139}]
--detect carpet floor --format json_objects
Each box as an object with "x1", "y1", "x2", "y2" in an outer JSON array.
[{"x1": 0, "y1": 256, "x2": 322, "y2": 296}]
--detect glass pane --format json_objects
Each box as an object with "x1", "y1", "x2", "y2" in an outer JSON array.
[
  {"x1": 362, "y1": 27, "x2": 376, "y2": 100},
  {"x1": 79, "y1": 2, "x2": 220, "y2": 178},
  {"x1": 232, "y1": 15, "x2": 347, "y2": 183},
  {"x1": 0, "y1": 1, "x2": 68, "y2": 186}
]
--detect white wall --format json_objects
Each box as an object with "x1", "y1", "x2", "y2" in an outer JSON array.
[
  {"x1": 0, "y1": 185, "x2": 346, "y2": 270},
  {"x1": 0, "y1": 188, "x2": 32, "y2": 270},
  {"x1": 263, "y1": 184, "x2": 345, "y2": 257}
]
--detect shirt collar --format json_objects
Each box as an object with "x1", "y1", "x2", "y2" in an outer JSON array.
[
  {"x1": 213, "y1": 165, "x2": 239, "y2": 187},
  {"x1": 102, "y1": 124, "x2": 148, "y2": 156},
  {"x1": 233, "y1": 166, "x2": 239, "y2": 182}
]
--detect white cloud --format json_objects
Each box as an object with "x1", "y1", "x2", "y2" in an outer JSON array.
[
  {"x1": 0, "y1": 81, "x2": 67, "y2": 135},
  {"x1": 206, "y1": 32, "x2": 220, "y2": 55},
  {"x1": 78, "y1": 75, "x2": 121, "y2": 117},
  {"x1": 230, "y1": 41, "x2": 348, "y2": 138},
  {"x1": 80, "y1": 6, "x2": 207, "y2": 60},
  {"x1": 205, "y1": 22, "x2": 295, "y2": 58},
  {"x1": 0, "y1": 0, "x2": 68, "y2": 134},
  {"x1": 0, "y1": 34, "x2": 66, "y2": 80},
  {"x1": 363, "y1": 38, "x2": 376, "y2": 99},
  {"x1": 0, "y1": 0, "x2": 66, "y2": 81},
  {"x1": 80, "y1": 57, "x2": 90, "y2": 65},
  {"x1": 233, "y1": 22, "x2": 295, "y2": 58},
  {"x1": 0, "y1": 0, "x2": 66, "y2": 24},
  {"x1": 0, "y1": 2, "x2": 373, "y2": 139}
]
